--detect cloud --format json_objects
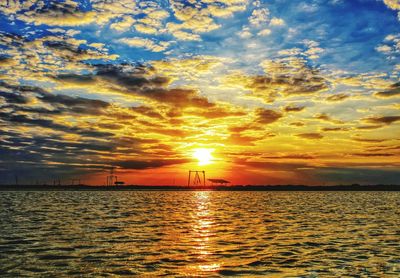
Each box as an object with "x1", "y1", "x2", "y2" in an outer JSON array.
[
  {"x1": 169, "y1": 30, "x2": 201, "y2": 41},
  {"x1": 263, "y1": 153, "x2": 315, "y2": 159},
  {"x1": 270, "y1": 17, "x2": 285, "y2": 26},
  {"x1": 227, "y1": 133, "x2": 264, "y2": 146},
  {"x1": 296, "y1": 133, "x2": 324, "y2": 139},
  {"x1": 298, "y1": 2, "x2": 319, "y2": 13},
  {"x1": 356, "y1": 125, "x2": 383, "y2": 130},
  {"x1": 383, "y1": 0, "x2": 400, "y2": 10},
  {"x1": 15, "y1": 1, "x2": 99, "y2": 26},
  {"x1": 363, "y1": 116, "x2": 400, "y2": 125},
  {"x1": 0, "y1": 86, "x2": 30, "y2": 105},
  {"x1": 2, "y1": 0, "x2": 137, "y2": 27},
  {"x1": 374, "y1": 82, "x2": 400, "y2": 98},
  {"x1": 249, "y1": 8, "x2": 270, "y2": 26},
  {"x1": 313, "y1": 113, "x2": 343, "y2": 124},
  {"x1": 169, "y1": 0, "x2": 246, "y2": 35},
  {"x1": 131, "y1": 106, "x2": 164, "y2": 119},
  {"x1": 55, "y1": 73, "x2": 96, "y2": 84},
  {"x1": 141, "y1": 88, "x2": 214, "y2": 108},
  {"x1": 1, "y1": 0, "x2": 399, "y2": 185},
  {"x1": 110, "y1": 16, "x2": 136, "y2": 32},
  {"x1": 237, "y1": 28, "x2": 253, "y2": 39},
  {"x1": 37, "y1": 91, "x2": 110, "y2": 115},
  {"x1": 376, "y1": 45, "x2": 392, "y2": 53},
  {"x1": 0, "y1": 111, "x2": 113, "y2": 138},
  {"x1": 257, "y1": 28, "x2": 272, "y2": 36},
  {"x1": 255, "y1": 108, "x2": 282, "y2": 124},
  {"x1": 352, "y1": 138, "x2": 387, "y2": 143},
  {"x1": 326, "y1": 93, "x2": 349, "y2": 102},
  {"x1": 350, "y1": 153, "x2": 395, "y2": 157},
  {"x1": 290, "y1": 121, "x2": 305, "y2": 127},
  {"x1": 187, "y1": 106, "x2": 246, "y2": 119},
  {"x1": 118, "y1": 37, "x2": 170, "y2": 52},
  {"x1": 167, "y1": 3, "x2": 220, "y2": 35},
  {"x1": 321, "y1": 127, "x2": 349, "y2": 132},
  {"x1": 284, "y1": 105, "x2": 305, "y2": 112},
  {"x1": 233, "y1": 58, "x2": 329, "y2": 102},
  {"x1": 93, "y1": 63, "x2": 215, "y2": 108},
  {"x1": 116, "y1": 158, "x2": 190, "y2": 170}
]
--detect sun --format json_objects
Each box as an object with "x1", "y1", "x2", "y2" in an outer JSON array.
[{"x1": 193, "y1": 148, "x2": 214, "y2": 165}]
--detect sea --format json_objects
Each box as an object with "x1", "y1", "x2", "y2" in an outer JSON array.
[{"x1": 0, "y1": 191, "x2": 399, "y2": 277}]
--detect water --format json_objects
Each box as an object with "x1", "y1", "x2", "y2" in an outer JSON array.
[{"x1": 0, "y1": 191, "x2": 399, "y2": 277}]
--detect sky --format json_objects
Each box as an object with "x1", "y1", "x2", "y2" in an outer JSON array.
[{"x1": 0, "y1": 0, "x2": 399, "y2": 186}]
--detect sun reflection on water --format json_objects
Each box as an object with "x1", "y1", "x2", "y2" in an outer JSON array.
[{"x1": 186, "y1": 191, "x2": 221, "y2": 274}]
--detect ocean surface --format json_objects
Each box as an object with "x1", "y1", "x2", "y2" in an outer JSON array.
[{"x1": 0, "y1": 191, "x2": 399, "y2": 277}]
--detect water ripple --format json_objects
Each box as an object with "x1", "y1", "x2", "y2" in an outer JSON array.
[{"x1": 0, "y1": 191, "x2": 399, "y2": 277}]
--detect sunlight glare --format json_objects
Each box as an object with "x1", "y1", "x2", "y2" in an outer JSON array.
[{"x1": 193, "y1": 148, "x2": 214, "y2": 165}]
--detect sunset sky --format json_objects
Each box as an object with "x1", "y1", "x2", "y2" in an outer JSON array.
[{"x1": 0, "y1": 0, "x2": 399, "y2": 185}]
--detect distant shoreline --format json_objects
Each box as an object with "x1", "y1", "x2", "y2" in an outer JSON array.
[{"x1": 0, "y1": 184, "x2": 399, "y2": 191}]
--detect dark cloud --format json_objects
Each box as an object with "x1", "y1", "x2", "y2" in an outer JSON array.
[
  {"x1": 0, "y1": 128, "x2": 178, "y2": 184},
  {"x1": 364, "y1": 116, "x2": 400, "y2": 125},
  {"x1": 321, "y1": 127, "x2": 349, "y2": 132},
  {"x1": 296, "y1": 133, "x2": 324, "y2": 139},
  {"x1": 143, "y1": 88, "x2": 214, "y2": 108},
  {"x1": 350, "y1": 153, "x2": 395, "y2": 157},
  {"x1": 326, "y1": 93, "x2": 349, "y2": 102},
  {"x1": 250, "y1": 74, "x2": 327, "y2": 95},
  {"x1": 35, "y1": 0, "x2": 80, "y2": 16},
  {"x1": 55, "y1": 73, "x2": 96, "y2": 84},
  {"x1": 96, "y1": 123, "x2": 123, "y2": 130},
  {"x1": 313, "y1": 167, "x2": 400, "y2": 185},
  {"x1": 0, "y1": 132, "x2": 116, "y2": 184},
  {"x1": 352, "y1": 138, "x2": 387, "y2": 143},
  {"x1": 0, "y1": 31, "x2": 25, "y2": 48},
  {"x1": 374, "y1": 82, "x2": 400, "y2": 98},
  {"x1": 356, "y1": 125, "x2": 383, "y2": 130},
  {"x1": 0, "y1": 80, "x2": 111, "y2": 116},
  {"x1": 115, "y1": 158, "x2": 190, "y2": 170},
  {"x1": 37, "y1": 91, "x2": 110, "y2": 115},
  {"x1": 289, "y1": 121, "x2": 305, "y2": 127},
  {"x1": 313, "y1": 113, "x2": 343, "y2": 124},
  {"x1": 0, "y1": 81, "x2": 46, "y2": 95},
  {"x1": 113, "y1": 136, "x2": 159, "y2": 148},
  {"x1": 284, "y1": 105, "x2": 305, "y2": 112},
  {"x1": 43, "y1": 40, "x2": 91, "y2": 61},
  {"x1": 367, "y1": 145, "x2": 400, "y2": 152},
  {"x1": 243, "y1": 60, "x2": 329, "y2": 102},
  {"x1": 130, "y1": 105, "x2": 164, "y2": 119},
  {"x1": 91, "y1": 63, "x2": 215, "y2": 108},
  {"x1": 95, "y1": 63, "x2": 167, "y2": 89},
  {"x1": 0, "y1": 112, "x2": 113, "y2": 138},
  {"x1": 45, "y1": 40, "x2": 83, "y2": 52},
  {"x1": 0, "y1": 90, "x2": 29, "y2": 104},
  {"x1": 255, "y1": 108, "x2": 282, "y2": 124},
  {"x1": 228, "y1": 133, "x2": 262, "y2": 146},
  {"x1": 263, "y1": 154, "x2": 315, "y2": 159}
]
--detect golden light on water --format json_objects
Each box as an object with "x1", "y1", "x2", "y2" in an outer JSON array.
[{"x1": 187, "y1": 191, "x2": 221, "y2": 274}]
